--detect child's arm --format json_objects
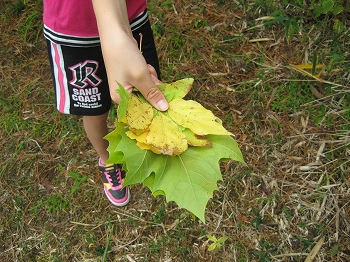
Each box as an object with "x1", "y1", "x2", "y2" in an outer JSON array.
[{"x1": 92, "y1": 0, "x2": 168, "y2": 111}]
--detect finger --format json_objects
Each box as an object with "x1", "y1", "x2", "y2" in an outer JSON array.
[
  {"x1": 147, "y1": 64, "x2": 158, "y2": 78},
  {"x1": 110, "y1": 91, "x2": 121, "y2": 104},
  {"x1": 147, "y1": 64, "x2": 162, "y2": 85},
  {"x1": 150, "y1": 73, "x2": 162, "y2": 85},
  {"x1": 137, "y1": 81, "x2": 169, "y2": 111}
]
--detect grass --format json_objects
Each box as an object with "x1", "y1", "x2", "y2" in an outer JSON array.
[{"x1": 1, "y1": 0, "x2": 349, "y2": 261}]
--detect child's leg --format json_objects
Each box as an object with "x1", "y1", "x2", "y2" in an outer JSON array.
[
  {"x1": 83, "y1": 112, "x2": 109, "y2": 163},
  {"x1": 46, "y1": 40, "x2": 130, "y2": 206},
  {"x1": 46, "y1": 40, "x2": 112, "y2": 163}
]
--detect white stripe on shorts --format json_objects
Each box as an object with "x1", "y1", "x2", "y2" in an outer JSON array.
[{"x1": 50, "y1": 42, "x2": 71, "y2": 114}]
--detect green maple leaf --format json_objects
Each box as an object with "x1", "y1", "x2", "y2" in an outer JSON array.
[
  {"x1": 115, "y1": 82, "x2": 131, "y2": 121},
  {"x1": 104, "y1": 123, "x2": 124, "y2": 165},
  {"x1": 106, "y1": 123, "x2": 245, "y2": 222},
  {"x1": 144, "y1": 135, "x2": 244, "y2": 222}
]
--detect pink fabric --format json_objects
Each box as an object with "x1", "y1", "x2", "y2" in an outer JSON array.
[
  {"x1": 43, "y1": 0, "x2": 147, "y2": 37},
  {"x1": 52, "y1": 43, "x2": 67, "y2": 113}
]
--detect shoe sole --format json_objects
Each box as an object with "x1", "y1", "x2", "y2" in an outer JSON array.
[{"x1": 104, "y1": 186, "x2": 130, "y2": 207}]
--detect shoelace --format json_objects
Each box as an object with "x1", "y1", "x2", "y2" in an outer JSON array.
[{"x1": 105, "y1": 165, "x2": 122, "y2": 188}]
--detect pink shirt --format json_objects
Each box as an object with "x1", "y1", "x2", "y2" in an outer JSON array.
[{"x1": 43, "y1": 0, "x2": 147, "y2": 46}]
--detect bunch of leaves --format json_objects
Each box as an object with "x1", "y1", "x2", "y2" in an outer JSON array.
[{"x1": 105, "y1": 78, "x2": 245, "y2": 222}]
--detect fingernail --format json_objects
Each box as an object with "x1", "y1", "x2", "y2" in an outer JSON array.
[{"x1": 157, "y1": 99, "x2": 169, "y2": 111}]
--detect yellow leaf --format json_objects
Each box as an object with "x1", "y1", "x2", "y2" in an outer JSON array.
[
  {"x1": 183, "y1": 128, "x2": 212, "y2": 147},
  {"x1": 120, "y1": 116, "x2": 127, "y2": 124},
  {"x1": 164, "y1": 78, "x2": 194, "y2": 101},
  {"x1": 126, "y1": 94, "x2": 153, "y2": 131},
  {"x1": 168, "y1": 99, "x2": 233, "y2": 136},
  {"x1": 292, "y1": 64, "x2": 324, "y2": 70},
  {"x1": 126, "y1": 130, "x2": 148, "y2": 144},
  {"x1": 136, "y1": 142, "x2": 162, "y2": 154},
  {"x1": 146, "y1": 113, "x2": 188, "y2": 156},
  {"x1": 126, "y1": 130, "x2": 163, "y2": 154},
  {"x1": 290, "y1": 64, "x2": 325, "y2": 79},
  {"x1": 136, "y1": 141, "x2": 150, "y2": 150}
]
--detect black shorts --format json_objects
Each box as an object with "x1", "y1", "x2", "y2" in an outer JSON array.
[{"x1": 46, "y1": 20, "x2": 160, "y2": 116}]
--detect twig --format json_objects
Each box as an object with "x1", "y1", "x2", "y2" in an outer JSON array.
[
  {"x1": 139, "y1": 33, "x2": 143, "y2": 54},
  {"x1": 126, "y1": 255, "x2": 137, "y2": 262},
  {"x1": 304, "y1": 236, "x2": 325, "y2": 262},
  {"x1": 271, "y1": 252, "x2": 309, "y2": 258},
  {"x1": 70, "y1": 221, "x2": 96, "y2": 227},
  {"x1": 315, "y1": 193, "x2": 327, "y2": 222},
  {"x1": 335, "y1": 196, "x2": 340, "y2": 242},
  {"x1": 29, "y1": 138, "x2": 44, "y2": 154}
]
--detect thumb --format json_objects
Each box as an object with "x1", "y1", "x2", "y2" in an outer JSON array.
[{"x1": 140, "y1": 84, "x2": 169, "y2": 111}]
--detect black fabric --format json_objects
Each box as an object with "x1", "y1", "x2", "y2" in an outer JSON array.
[{"x1": 46, "y1": 20, "x2": 161, "y2": 116}]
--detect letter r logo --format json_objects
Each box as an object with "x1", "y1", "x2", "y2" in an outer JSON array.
[{"x1": 69, "y1": 60, "x2": 102, "y2": 88}]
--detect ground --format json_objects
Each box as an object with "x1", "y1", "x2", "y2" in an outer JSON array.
[{"x1": 1, "y1": 0, "x2": 349, "y2": 261}]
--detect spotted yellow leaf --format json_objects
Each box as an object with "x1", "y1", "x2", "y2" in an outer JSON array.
[
  {"x1": 136, "y1": 142, "x2": 162, "y2": 154},
  {"x1": 126, "y1": 130, "x2": 148, "y2": 144},
  {"x1": 146, "y1": 113, "x2": 188, "y2": 155},
  {"x1": 163, "y1": 78, "x2": 194, "y2": 102},
  {"x1": 168, "y1": 99, "x2": 233, "y2": 136},
  {"x1": 126, "y1": 94, "x2": 153, "y2": 132},
  {"x1": 183, "y1": 128, "x2": 212, "y2": 147}
]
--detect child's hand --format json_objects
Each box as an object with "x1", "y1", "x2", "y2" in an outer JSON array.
[
  {"x1": 104, "y1": 33, "x2": 168, "y2": 111},
  {"x1": 92, "y1": 0, "x2": 169, "y2": 111}
]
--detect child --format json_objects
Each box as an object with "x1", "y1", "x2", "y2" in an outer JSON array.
[{"x1": 43, "y1": 0, "x2": 168, "y2": 206}]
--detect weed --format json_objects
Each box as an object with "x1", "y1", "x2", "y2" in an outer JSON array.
[
  {"x1": 207, "y1": 235, "x2": 228, "y2": 251},
  {"x1": 148, "y1": 239, "x2": 162, "y2": 254},
  {"x1": 312, "y1": 0, "x2": 345, "y2": 18},
  {"x1": 68, "y1": 171, "x2": 88, "y2": 195},
  {"x1": 298, "y1": 221, "x2": 308, "y2": 230},
  {"x1": 234, "y1": 241, "x2": 249, "y2": 261},
  {"x1": 249, "y1": 15, "x2": 301, "y2": 43},
  {"x1": 282, "y1": 207, "x2": 293, "y2": 220},
  {"x1": 150, "y1": 203, "x2": 166, "y2": 223},
  {"x1": 17, "y1": 3, "x2": 43, "y2": 44},
  {"x1": 316, "y1": 224, "x2": 326, "y2": 234},
  {"x1": 251, "y1": 241, "x2": 272, "y2": 262},
  {"x1": 330, "y1": 244, "x2": 339, "y2": 256},
  {"x1": 31, "y1": 195, "x2": 71, "y2": 214},
  {"x1": 102, "y1": 222, "x2": 114, "y2": 261},
  {"x1": 270, "y1": 81, "x2": 315, "y2": 114},
  {"x1": 296, "y1": 236, "x2": 314, "y2": 250},
  {"x1": 249, "y1": 206, "x2": 266, "y2": 229},
  {"x1": 32, "y1": 121, "x2": 58, "y2": 139},
  {"x1": 152, "y1": 20, "x2": 164, "y2": 37},
  {"x1": 47, "y1": 252, "x2": 63, "y2": 262},
  {"x1": 0, "y1": 96, "x2": 31, "y2": 135},
  {"x1": 11, "y1": 0, "x2": 26, "y2": 15}
]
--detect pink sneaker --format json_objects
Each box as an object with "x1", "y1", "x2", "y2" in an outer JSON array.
[{"x1": 98, "y1": 159, "x2": 130, "y2": 206}]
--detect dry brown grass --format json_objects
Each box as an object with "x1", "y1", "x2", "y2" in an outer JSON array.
[{"x1": 1, "y1": 0, "x2": 349, "y2": 261}]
